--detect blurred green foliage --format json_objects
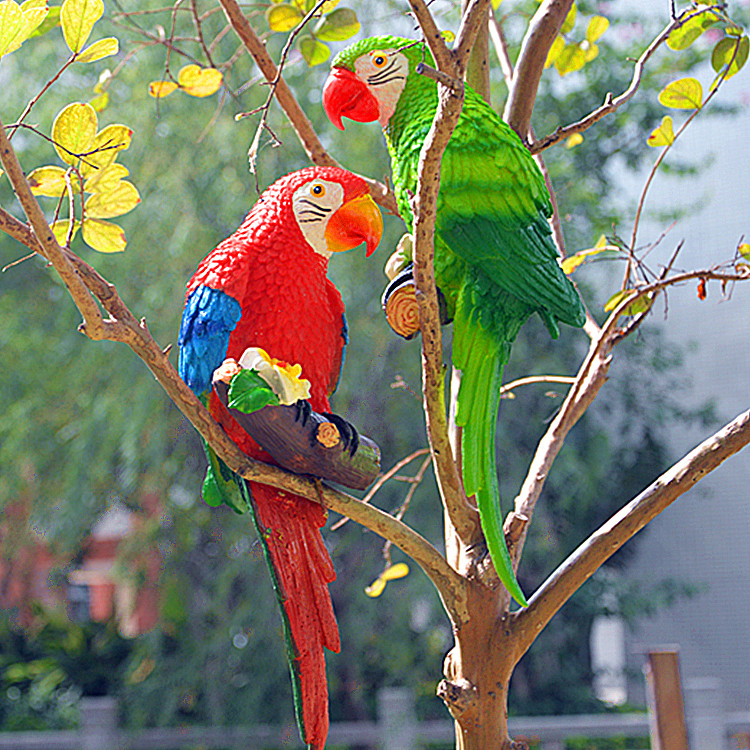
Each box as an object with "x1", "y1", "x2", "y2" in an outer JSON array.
[{"x1": 0, "y1": 0, "x2": 742, "y2": 731}]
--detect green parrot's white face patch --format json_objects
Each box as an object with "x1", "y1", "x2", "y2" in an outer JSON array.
[
  {"x1": 292, "y1": 179, "x2": 344, "y2": 259},
  {"x1": 355, "y1": 49, "x2": 408, "y2": 127}
]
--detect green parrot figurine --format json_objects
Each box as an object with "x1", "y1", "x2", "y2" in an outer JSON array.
[{"x1": 323, "y1": 36, "x2": 586, "y2": 606}]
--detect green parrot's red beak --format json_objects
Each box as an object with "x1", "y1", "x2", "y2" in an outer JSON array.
[
  {"x1": 322, "y1": 67, "x2": 379, "y2": 130},
  {"x1": 325, "y1": 193, "x2": 383, "y2": 257}
]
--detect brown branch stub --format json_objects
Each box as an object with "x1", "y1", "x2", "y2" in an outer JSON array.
[
  {"x1": 437, "y1": 677, "x2": 478, "y2": 722},
  {"x1": 511, "y1": 407, "x2": 750, "y2": 661}
]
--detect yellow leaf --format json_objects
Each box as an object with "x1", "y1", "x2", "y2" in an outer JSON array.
[
  {"x1": 381, "y1": 563, "x2": 409, "y2": 581},
  {"x1": 79, "y1": 123, "x2": 133, "y2": 177},
  {"x1": 554, "y1": 41, "x2": 586, "y2": 75},
  {"x1": 545, "y1": 35, "x2": 564, "y2": 69},
  {"x1": 561, "y1": 235, "x2": 618, "y2": 275},
  {"x1": 61, "y1": 0, "x2": 103, "y2": 53},
  {"x1": 491, "y1": 0, "x2": 503, "y2": 8},
  {"x1": 561, "y1": 2, "x2": 576, "y2": 34},
  {"x1": 149, "y1": 80, "x2": 177, "y2": 98},
  {"x1": 84, "y1": 162, "x2": 128, "y2": 194},
  {"x1": 51, "y1": 102, "x2": 97, "y2": 166},
  {"x1": 28, "y1": 165, "x2": 74, "y2": 197},
  {"x1": 566, "y1": 133, "x2": 583, "y2": 149},
  {"x1": 177, "y1": 64, "x2": 223, "y2": 97},
  {"x1": 76, "y1": 35, "x2": 117, "y2": 63},
  {"x1": 0, "y1": 0, "x2": 48, "y2": 58},
  {"x1": 739, "y1": 243, "x2": 750, "y2": 261},
  {"x1": 297, "y1": 35, "x2": 330, "y2": 66},
  {"x1": 583, "y1": 41, "x2": 598, "y2": 63},
  {"x1": 586, "y1": 15, "x2": 609, "y2": 43},
  {"x1": 658, "y1": 77, "x2": 703, "y2": 110},
  {"x1": 82, "y1": 217, "x2": 126, "y2": 252},
  {"x1": 89, "y1": 91, "x2": 109, "y2": 112},
  {"x1": 646, "y1": 115, "x2": 675, "y2": 147},
  {"x1": 364, "y1": 577, "x2": 386, "y2": 598},
  {"x1": 85, "y1": 180, "x2": 140, "y2": 219},
  {"x1": 51, "y1": 217, "x2": 79, "y2": 246},
  {"x1": 266, "y1": 4, "x2": 302, "y2": 32}
]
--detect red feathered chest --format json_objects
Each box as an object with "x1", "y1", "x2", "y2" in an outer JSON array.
[{"x1": 189, "y1": 222, "x2": 346, "y2": 416}]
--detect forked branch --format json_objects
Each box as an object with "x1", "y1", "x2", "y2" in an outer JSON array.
[{"x1": 511, "y1": 406, "x2": 750, "y2": 659}]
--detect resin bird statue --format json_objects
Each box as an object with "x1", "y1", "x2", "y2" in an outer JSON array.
[{"x1": 178, "y1": 166, "x2": 382, "y2": 749}]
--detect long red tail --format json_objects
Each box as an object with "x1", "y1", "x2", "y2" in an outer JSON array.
[{"x1": 244, "y1": 481, "x2": 340, "y2": 750}]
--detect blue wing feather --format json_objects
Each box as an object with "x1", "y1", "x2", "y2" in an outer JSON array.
[{"x1": 178, "y1": 285, "x2": 243, "y2": 395}]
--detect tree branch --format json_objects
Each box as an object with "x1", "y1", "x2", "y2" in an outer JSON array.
[
  {"x1": 528, "y1": 5, "x2": 727, "y2": 154},
  {"x1": 408, "y1": 18, "x2": 480, "y2": 552},
  {"x1": 509, "y1": 267, "x2": 750, "y2": 574},
  {"x1": 215, "y1": 0, "x2": 397, "y2": 213},
  {"x1": 510, "y1": 407, "x2": 750, "y2": 660},
  {"x1": 503, "y1": 0, "x2": 574, "y2": 139}
]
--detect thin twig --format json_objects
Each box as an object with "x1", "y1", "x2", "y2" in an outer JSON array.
[
  {"x1": 215, "y1": 0, "x2": 397, "y2": 214},
  {"x1": 331, "y1": 448, "x2": 430, "y2": 531},
  {"x1": 529, "y1": 5, "x2": 728, "y2": 154}
]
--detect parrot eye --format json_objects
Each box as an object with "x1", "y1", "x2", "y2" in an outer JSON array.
[
  {"x1": 370, "y1": 52, "x2": 388, "y2": 69},
  {"x1": 310, "y1": 183, "x2": 326, "y2": 197}
]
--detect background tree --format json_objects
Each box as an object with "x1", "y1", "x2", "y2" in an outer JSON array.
[{"x1": 1, "y1": 0, "x2": 749, "y2": 747}]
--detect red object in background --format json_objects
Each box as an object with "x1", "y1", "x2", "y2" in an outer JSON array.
[{"x1": 0, "y1": 494, "x2": 161, "y2": 635}]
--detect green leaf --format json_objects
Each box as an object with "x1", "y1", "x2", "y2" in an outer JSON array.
[
  {"x1": 586, "y1": 15, "x2": 609, "y2": 43},
  {"x1": 314, "y1": 8, "x2": 360, "y2": 42},
  {"x1": 604, "y1": 289, "x2": 653, "y2": 316},
  {"x1": 266, "y1": 3, "x2": 302, "y2": 32},
  {"x1": 0, "y1": 0, "x2": 48, "y2": 58},
  {"x1": 51, "y1": 102, "x2": 97, "y2": 166},
  {"x1": 29, "y1": 4, "x2": 60, "y2": 38},
  {"x1": 89, "y1": 91, "x2": 109, "y2": 112},
  {"x1": 81, "y1": 217, "x2": 126, "y2": 252},
  {"x1": 227, "y1": 369, "x2": 280, "y2": 414},
  {"x1": 61, "y1": 0, "x2": 103, "y2": 53},
  {"x1": 738, "y1": 243, "x2": 750, "y2": 261},
  {"x1": 647, "y1": 115, "x2": 675, "y2": 147},
  {"x1": 658, "y1": 77, "x2": 703, "y2": 109},
  {"x1": 711, "y1": 35, "x2": 749, "y2": 80},
  {"x1": 667, "y1": 11, "x2": 718, "y2": 50},
  {"x1": 201, "y1": 465, "x2": 223, "y2": 508},
  {"x1": 28, "y1": 165, "x2": 82, "y2": 197},
  {"x1": 297, "y1": 34, "x2": 330, "y2": 66},
  {"x1": 76, "y1": 35, "x2": 118, "y2": 63},
  {"x1": 561, "y1": 2, "x2": 576, "y2": 34},
  {"x1": 85, "y1": 180, "x2": 140, "y2": 219}
]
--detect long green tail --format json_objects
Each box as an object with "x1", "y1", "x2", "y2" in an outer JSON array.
[{"x1": 453, "y1": 293, "x2": 528, "y2": 607}]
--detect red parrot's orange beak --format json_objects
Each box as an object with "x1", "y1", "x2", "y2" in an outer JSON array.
[
  {"x1": 325, "y1": 193, "x2": 383, "y2": 257},
  {"x1": 322, "y1": 67, "x2": 379, "y2": 130}
]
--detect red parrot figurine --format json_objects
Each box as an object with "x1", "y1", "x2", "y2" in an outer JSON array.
[{"x1": 177, "y1": 167, "x2": 383, "y2": 749}]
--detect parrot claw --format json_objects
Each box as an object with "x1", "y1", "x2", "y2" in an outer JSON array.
[
  {"x1": 320, "y1": 412, "x2": 360, "y2": 457},
  {"x1": 293, "y1": 399, "x2": 313, "y2": 427}
]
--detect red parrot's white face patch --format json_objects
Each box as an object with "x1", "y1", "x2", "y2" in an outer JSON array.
[
  {"x1": 292, "y1": 179, "x2": 345, "y2": 258},
  {"x1": 354, "y1": 50, "x2": 408, "y2": 127}
]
